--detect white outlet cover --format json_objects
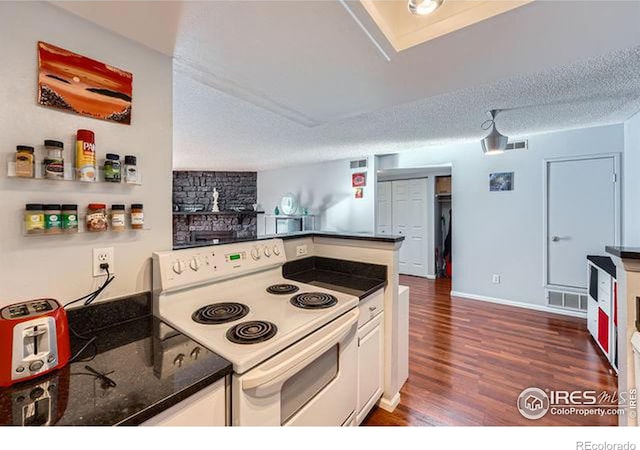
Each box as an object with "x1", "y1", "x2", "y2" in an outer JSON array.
[
  {"x1": 93, "y1": 247, "x2": 115, "y2": 277},
  {"x1": 296, "y1": 245, "x2": 308, "y2": 256}
]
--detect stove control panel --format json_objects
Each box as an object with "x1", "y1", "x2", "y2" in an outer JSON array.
[{"x1": 153, "y1": 239, "x2": 287, "y2": 291}]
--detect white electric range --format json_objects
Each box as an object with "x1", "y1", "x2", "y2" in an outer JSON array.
[{"x1": 153, "y1": 239, "x2": 360, "y2": 426}]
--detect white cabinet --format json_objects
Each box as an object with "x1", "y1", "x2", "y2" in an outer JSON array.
[
  {"x1": 142, "y1": 378, "x2": 228, "y2": 426},
  {"x1": 356, "y1": 289, "x2": 384, "y2": 425},
  {"x1": 587, "y1": 260, "x2": 617, "y2": 372}
]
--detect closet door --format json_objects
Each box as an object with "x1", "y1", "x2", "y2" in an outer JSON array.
[
  {"x1": 376, "y1": 182, "x2": 392, "y2": 235},
  {"x1": 392, "y1": 180, "x2": 410, "y2": 275},
  {"x1": 407, "y1": 178, "x2": 428, "y2": 277}
]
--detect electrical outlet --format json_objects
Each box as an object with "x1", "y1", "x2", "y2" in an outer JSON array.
[
  {"x1": 93, "y1": 247, "x2": 115, "y2": 277},
  {"x1": 492, "y1": 274, "x2": 501, "y2": 284},
  {"x1": 296, "y1": 244, "x2": 308, "y2": 257}
]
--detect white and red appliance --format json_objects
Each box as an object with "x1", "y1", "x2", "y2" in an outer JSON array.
[
  {"x1": 153, "y1": 239, "x2": 360, "y2": 426},
  {"x1": 0, "y1": 299, "x2": 71, "y2": 387}
]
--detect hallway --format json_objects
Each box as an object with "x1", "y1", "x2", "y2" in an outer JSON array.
[{"x1": 364, "y1": 276, "x2": 618, "y2": 426}]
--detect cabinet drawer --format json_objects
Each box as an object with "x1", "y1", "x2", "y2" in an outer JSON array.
[
  {"x1": 358, "y1": 289, "x2": 384, "y2": 329},
  {"x1": 598, "y1": 273, "x2": 611, "y2": 295}
]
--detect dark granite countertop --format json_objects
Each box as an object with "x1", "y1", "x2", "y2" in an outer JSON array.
[
  {"x1": 174, "y1": 231, "x2": 404, "y2": 250},
  {"x1": 283, "y1": 256, "x2": 387, "y2": 299},
  {"x1": 0, "y1": 294, "x2": 231, "y2": 426},
  {"x1": 587, "y1": 255, "x2": 617, "y2": 279},
  {"x1": 606, "y1": 246, "x2": 640, "y2": 260}
]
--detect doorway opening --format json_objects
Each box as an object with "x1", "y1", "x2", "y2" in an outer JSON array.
[{"x1": 376, "y1": 165, "x2": 452, "y2": 279}]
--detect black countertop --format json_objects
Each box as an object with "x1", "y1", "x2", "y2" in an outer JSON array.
[
  {"x1": 587, "y1": 255, "x2": 617, "y2": 279},
  {"x1": 606, "y1": 246, "x2": 640, "y2": 260},
  {"x1": 174, "y1": 231, "x2": 404, "y2": 250},
  {"x1": 283, "y1": 256, "x2": 387, "y2": 299},
  {"x1": 0, "y1": 294, "x2": 231, "y2": 426}
]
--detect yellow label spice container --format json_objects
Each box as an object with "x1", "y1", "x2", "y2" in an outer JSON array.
[{"x1": 24, "y1": 204, "x2": 44, "y2": 234}]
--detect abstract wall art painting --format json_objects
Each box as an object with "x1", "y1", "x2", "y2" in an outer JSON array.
[{"x1": 37, "y1": 41, "x2": 133, "y2": 125}]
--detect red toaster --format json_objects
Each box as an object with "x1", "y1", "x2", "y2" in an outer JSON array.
[{"x1": 0, "y1": 299, "x2": 71, "y2": 387}]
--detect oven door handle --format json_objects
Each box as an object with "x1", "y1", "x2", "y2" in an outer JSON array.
[{"x1": 241, "y1": 308, "x2": 359, "y2": 393}]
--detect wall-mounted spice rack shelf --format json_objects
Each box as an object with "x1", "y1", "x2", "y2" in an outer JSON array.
[
  {"x1": 5, "y1": 157, "x2": 142, "y2": 185},
  {"x1": 22, "y1": 212, "x2": 150, "y2": 236}
]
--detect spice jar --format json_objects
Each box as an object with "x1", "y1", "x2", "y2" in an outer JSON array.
[
  {"x1": 43, "y1": 140, "x2": 64, "y2": 180},
  {"x1": 104, "y1": 153, "x2": 121, "y2": 183},
  {"x1": 24, "y1": 204, "x2": 45, "y2": 235},
  {"x1": 131, "y1": 203, "x2": 144, "y2": 229},
  {"x1": 61, "y1": 204, "x2": 78, "y2": 233},
  {"x1": 86, "y1": 203, "x2": 108, "y2": 232},
  {"x1": 124, "y1": 155, "x2": 138, "y2": 184},
  {"x1": 44, "y1": 204, "x2": 62, "y2": 234},
  {"x1": 15, "y1": 145, "x2": 35, "y2": 178},
  {"x1": 111, "y1": 204, "x2": 126, "y2": 231}
]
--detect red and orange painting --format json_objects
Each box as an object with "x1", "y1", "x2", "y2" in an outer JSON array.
[{"x1": 37, "y1": 41, "x2": 133, "y2": 125}]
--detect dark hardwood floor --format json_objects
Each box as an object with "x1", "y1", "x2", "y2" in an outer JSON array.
[{"x1": 363, "y1": 276, "x2": 618, "y2": 426}]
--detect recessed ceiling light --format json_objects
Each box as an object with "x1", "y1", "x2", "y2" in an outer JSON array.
[{"x1": 408, "y1": 0, "x2": 445, "y2": 16}]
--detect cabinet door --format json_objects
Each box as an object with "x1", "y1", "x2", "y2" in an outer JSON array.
[
  {"x1": 142, "y1": 378, "x2": 227, "y2": 426},
  {"x1": 586, "y1": 297, "x2": 598, "y2": 339},
  {"x1": 356, "y1": 315, "x2": 384, "y2": 425},
  {"x1": 597, "y1": 308, "x2": 609, "y2": 354}
]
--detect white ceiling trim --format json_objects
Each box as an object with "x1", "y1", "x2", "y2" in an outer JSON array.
[{"x1": 173, "y1": 56, "x2": 323, "y2": 128}]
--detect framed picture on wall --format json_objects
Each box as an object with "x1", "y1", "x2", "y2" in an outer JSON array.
[
  {"x1": 489, "y1": 172, "x2": 514, "y2": 191},
  {"x1": 352, "y1": 172, "x2": 367, "y2": 187},
  {"x1": 37, "y1": 41, "x2": 133, "y2": 125},
  {"x1": 355, "y1": 187, "x2": 364, "y2": 199}
]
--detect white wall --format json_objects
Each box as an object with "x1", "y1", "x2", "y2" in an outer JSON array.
[
  {"x1": 624, "y1": 110, "x2": 640, "y2": 247},
  {"x1": 378, "y1": 124, "x2": 625, "y2": 309},
  {"x1": 0, "y1": 2, "x2": 173, "y2": 306},
  {"x1": 257, "y1": 157, "x2": 375, "y2": 235}
]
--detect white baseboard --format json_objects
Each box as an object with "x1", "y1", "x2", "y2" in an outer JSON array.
[
  {"x1": 377, "y1": 392, "x2": 401, "y2": 413},
  {"x1": 450, "y1": 290, "x2": 587, "y2": 319},
  {"x1": 426, "y1": 274, "x2": 436, "y2": 280}
]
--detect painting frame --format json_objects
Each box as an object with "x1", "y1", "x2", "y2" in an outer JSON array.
[
  {"x1": 37, "y1": 41, "x2": 133, "y2": 125},
  {"x1": 489, "y1": 172, "x2": 514, "y2": 192}
]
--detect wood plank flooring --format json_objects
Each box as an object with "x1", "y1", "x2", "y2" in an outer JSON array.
[{"x1": 363, "y1": 276, "x2": 618, "y2": 426}]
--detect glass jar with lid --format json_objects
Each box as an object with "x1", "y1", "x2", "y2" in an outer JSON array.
[
  {"x1": 24, "y1": 204, "x2": 44, "y2": 234},
  {"x1": 111, "y1": 204, "x2": 126, "y2": 231},
  {"x1": 104, "y1": 153, "x2": 121, "y2": 183},
  {"x1": 43, "y1": 140, "x2": 64, "y2": 180},
  {"x1": 44, "y1": 204, "x2": 62, "y2": 234},
  {"x1": 15, "y1": 145, "x2": 35, "y2": 178},
  {"x1": 86, "y1": 203, "x2": 108, "y2": 232},
  {"x1": 61, "y1": 204, "x2": 78, "y2": 233}
]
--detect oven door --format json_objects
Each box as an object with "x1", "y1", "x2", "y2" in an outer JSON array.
[{"x1": 232, "y1": 308, "x2": 358, "y2": 426}]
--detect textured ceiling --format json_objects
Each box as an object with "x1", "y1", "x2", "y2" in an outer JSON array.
[
  {"x1": 173, "y1": 45, "x2": 640, "y2": 171},
  {"x1": 52, "y1": 1, "x2": 640, "y2": 170}
]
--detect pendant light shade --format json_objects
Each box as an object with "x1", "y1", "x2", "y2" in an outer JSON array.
[{"x1": 481, "y1": 109, "x2": 508, "y2": 155}]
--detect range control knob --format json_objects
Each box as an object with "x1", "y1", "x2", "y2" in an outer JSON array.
[
  {"x1": 264, "y1": 247, "x2": 271, "y2": 257},
  {"x1": 272, "y1": 245, "x2": 280, "y2": 256},
  {"x1": 172, "y1": 260, "x2": 185, "y2": 274},
  {"x1": 251, "y1": 247, "x2": 261, "y2": 261},
  {"x1": 190, "y1": 257, "x2": 201, "y2": 271}
]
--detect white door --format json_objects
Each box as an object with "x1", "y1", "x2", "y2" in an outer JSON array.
[
  {"x1": 376, "y1": 182, "x2": 392, "y2": 235},
  {"x1": 392, "y1": 180, "x2": 410, "y2": 274},
  {"x1": 392, "y1": 179, "x2": 428, "y2": 277},
  {"x1": 546, "y1": 156, "x2": 618, "y2": 289},
  {"x1": 356, "y1": 314, "x2": 384, "y2": 425},
  {"x1": 408, "y1": 178, "x2": 428, "y2": 276}
]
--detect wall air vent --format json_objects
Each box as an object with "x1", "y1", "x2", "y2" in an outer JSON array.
[
  {"x1": 546, "y1": 289, "x2": 587, "y2": 312},
  {"x1": 350, "y1": 159, "x2": 368, "y2": 169},
  {"x1": 505, "y1": 139, "x2": 528, "y2": 151}
]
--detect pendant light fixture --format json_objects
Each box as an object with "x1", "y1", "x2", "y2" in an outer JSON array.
[
  {"x1": 408, "y1": 0, "x2": 445, "y2": 16},
  {"x1": 481, "y1": 109, "x2": 508, "y2": 155}
]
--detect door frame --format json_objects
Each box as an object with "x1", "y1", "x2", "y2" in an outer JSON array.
[{"x1": 542, "y1": 153, "x2": 621, "y2": 290}]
